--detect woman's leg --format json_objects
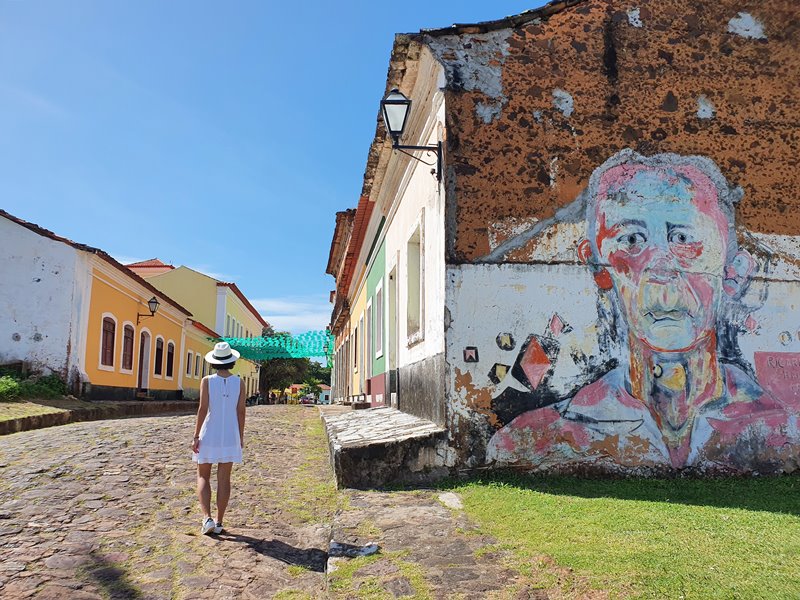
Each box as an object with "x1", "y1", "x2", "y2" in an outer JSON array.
[
  {"x1": 197, "y1": 463, "x2": 213, "y2": 519},
  {"x1": 216, "y1": 462, "x2": 233, "y2": 524}
]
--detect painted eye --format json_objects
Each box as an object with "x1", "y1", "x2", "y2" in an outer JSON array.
[
  {"x1": 668, "y1": 230, "x2": 693, "y2": 244},
  {"x1": 618, "y1": 232, "x2": 646, "y2": 248}
]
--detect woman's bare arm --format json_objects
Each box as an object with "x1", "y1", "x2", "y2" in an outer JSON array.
[
  {"x1": 191, "y1": 377, "x2": 209, "y2": 453},
  {"x1": 237, "y1": 377, "x2": 246, "y2": 448}
]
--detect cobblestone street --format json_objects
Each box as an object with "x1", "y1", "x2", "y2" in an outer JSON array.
[{"x1": 0, "y1": 406, "x2": 335, "y2": 599}]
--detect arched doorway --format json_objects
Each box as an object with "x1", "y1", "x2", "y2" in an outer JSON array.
[{"x1": 138, "y1": 330, "x2": 151, "y2": 390}]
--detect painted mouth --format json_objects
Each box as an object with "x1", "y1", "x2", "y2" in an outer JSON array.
[{"x1": 645, "y1": 309, "x2": 690, "y2": 322}]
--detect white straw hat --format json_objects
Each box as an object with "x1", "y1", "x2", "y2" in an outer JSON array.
[{"x1": 205, "y1": 342, "x2": 240, "y2": 365}]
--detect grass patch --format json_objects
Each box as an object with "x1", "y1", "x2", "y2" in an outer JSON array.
[
  {"x1": 0, "y1": 371, "x2": 67, "y2": 400},
  {"x1": 287, "y1": 564, "x2": 310, "y2": 577},
  {"x1": 444, "y1": 472, "x2": 800, "y2": 599},
  {"x1": 0, "y1": 396, "x2": 94, "y2": 423},
  {"x1": 273, "y1": 590, "x2": 314, "y2": 600},
  {"x1": 283, "y1": 414, "x2": 347, "y2": 523}
]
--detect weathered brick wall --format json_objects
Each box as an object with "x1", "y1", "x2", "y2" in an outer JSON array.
[
  {"x1": 428, "y1": 0, "x2": 799, "y2": 262},
  {"x1": 428, "y1": 0, "x2": 800, "y2": 475}
]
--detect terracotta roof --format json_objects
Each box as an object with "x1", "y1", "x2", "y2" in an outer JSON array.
[
  {"x1": 125, "y1": 258, "x2": 175, "y2": 269},
  {"x1": 189, "y1": 319, "x2": 221, "y2": 339},
  {"x1": 216, "y1": 282, "x2": 269, "y2": 329},
  {"x1": 319, "y1": 384, "x2": 331, "y2": 390},
  {"x1": 0, "y1": 209, "x2": 193, "y2": 318}
]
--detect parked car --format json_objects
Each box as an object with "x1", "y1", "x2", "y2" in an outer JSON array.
[{"x1": 300, "y1": 395, "x2": 316, "y2": 405}]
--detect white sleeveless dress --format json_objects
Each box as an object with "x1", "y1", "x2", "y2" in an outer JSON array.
[{"x1": 192, "y1": 374, "x2": 243, "y2": 464}]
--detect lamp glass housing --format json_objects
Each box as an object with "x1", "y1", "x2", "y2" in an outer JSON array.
[
  {"x1": 381, "y1": 88, "x2": 411, "y2": 144},
  {"x1": 147, "y1": 296, "x2": 160, "y2": 315}
]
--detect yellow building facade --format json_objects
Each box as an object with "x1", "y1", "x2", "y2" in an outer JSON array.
[
  {"x1": 133, "y1": 264, "x2": 266, "y2": 399},
  {"x1": 82, "y1": 256, "x2": 192, "y2": 400}
]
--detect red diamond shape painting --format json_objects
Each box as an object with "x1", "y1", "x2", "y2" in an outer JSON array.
[{"x1": 519, "y1": 336, "x2": 552, "y2": 390}]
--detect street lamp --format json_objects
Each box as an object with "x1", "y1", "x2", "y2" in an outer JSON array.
[
  {"x1": 137, "y1": 296, "x2": 160, "y2": 325},
  {"x1": 380, "y1": 88, "x2": 442, "y2": 182}
]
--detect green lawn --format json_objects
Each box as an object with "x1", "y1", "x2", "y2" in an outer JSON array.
[{"x1": 446, "y1": 473, "x2": 800, "y2": 599}]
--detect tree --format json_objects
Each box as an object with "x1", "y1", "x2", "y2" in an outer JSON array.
[
  {"x1": 307, "y1": 360, "x2": 331, "y2": 385},
  {"x1": 258, "y1": 358, "x2": 309, "y2": 403},
  {"x1": 300, "y1": 378, "x2": 323, "y2": 399},
  {"x1": 257, "y1": 326, "x2": 310, "y2": 403}
]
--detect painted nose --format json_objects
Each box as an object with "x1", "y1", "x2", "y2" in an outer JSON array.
[{"x1": 647, "y1": 247, "x2": 680, "y2": 283}]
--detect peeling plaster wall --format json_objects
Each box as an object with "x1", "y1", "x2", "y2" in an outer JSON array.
[
  {"x1": 0, "y1": 217, "x2": 80, "y2": 380},
  {"x1": 430, "y1": 0, "x2": 800, "y2": 262},
  {"x1": 429, "y1": 0, "x2": 800, "y2": 475}
]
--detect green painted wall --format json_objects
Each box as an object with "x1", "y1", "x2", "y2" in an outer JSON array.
[{"x1": 366, "y1": 240, "x2": 386, "y2": 377}]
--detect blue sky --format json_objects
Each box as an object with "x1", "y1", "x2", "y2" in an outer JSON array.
[{"x1": 1, "y1": 0, "x2": 544, "y2": 333}]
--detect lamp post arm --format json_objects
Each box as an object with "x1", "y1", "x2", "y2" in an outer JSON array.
[{"x1": 391, "y1": 141, "x2": 442, "y2": 182}]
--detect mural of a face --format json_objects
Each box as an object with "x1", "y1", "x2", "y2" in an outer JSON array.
[{"x1": 590, "y1": 165, "x2": 733, "y2": 352}]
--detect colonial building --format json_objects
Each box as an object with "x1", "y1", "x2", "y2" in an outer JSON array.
[
  {"x1": 1, "y1": 210, "x2": 192, "y2": 400},
  {"x1": 327, "y1": 0, "x2": 800, "y2": 477},
  {"x1": 129, "y1": 262, "x2": 267, "y2": 399}
]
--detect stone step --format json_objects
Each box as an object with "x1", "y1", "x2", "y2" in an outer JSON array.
[{"x1": 319, "y1": 406, "x2": 450, "y2": 489}]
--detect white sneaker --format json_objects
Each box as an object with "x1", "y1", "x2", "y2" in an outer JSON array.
[
  {"x1": 201, "y1": 517, "x2": 215, "y2": 535},
  {"x1": 214, "y1": 521, "x2": 224, "y2": 534}
]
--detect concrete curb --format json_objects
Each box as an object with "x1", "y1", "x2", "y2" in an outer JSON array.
[{"x1": 0, "y1": 400, "x2": 199, "y2": 436}]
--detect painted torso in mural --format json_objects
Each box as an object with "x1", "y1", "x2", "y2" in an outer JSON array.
[{"x1": 485, "y1": 150, "x2": 800, "y2": 474}]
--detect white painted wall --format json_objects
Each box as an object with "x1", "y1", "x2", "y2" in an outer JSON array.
[
  {"x1": 383, "y1": 99, "x2": 447, "y2": 370},
  {"x1": 0, "y1": 216, "x2": 85, "y2": 381}
]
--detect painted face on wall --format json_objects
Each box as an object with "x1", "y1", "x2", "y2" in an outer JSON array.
[{"x1": 591, "y1": 164, "x2": 732, "y2": 352}]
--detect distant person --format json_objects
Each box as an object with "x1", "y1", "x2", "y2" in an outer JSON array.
[
  {"x1": 191, "y1": 342, "x2": 246, "y2": 535},
  {"x1": 488, "y1": 150, "x2": 795, "y2": 472}
]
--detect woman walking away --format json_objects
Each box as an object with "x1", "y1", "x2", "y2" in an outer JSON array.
[{"x1": 191, "y1": 342, "x2": 246, "y2": 535}]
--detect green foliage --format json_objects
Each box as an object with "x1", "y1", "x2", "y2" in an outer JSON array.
[
  {"x1": 307, "y1": 361, "x2": 331, "y2": 385},
  {"x1": 442, "y1": 472, "x2": 800, "y2": 598},
  {"x1": 259, "y1": 358, "x2": 310, "y2": 397},
  {"x1": 0, "y1": 373, "x2": 67, "y2": 401},
  {"x1": 299, "y1": 378, "x2": 322, "y2": 399}
]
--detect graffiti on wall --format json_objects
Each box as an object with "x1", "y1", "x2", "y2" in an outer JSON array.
[{"x1": 467, "y1": 149, "x2": 800, "y2": 473}]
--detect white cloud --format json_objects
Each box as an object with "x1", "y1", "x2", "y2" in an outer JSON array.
[{"x1": 252, "y1": 295, "x2": 331, "y2": 335}]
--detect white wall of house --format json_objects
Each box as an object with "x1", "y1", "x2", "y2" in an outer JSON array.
[
  {"x1": 382, "y1": 75, "x2": 447, "y2": 372},
  {"x1": 0, "y1": 216, "x2": 90, "y2": 384}
]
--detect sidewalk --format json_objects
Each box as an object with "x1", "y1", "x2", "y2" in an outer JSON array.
[{"x1": 0, "y1": 399, "x2": 199, "y2": 436}]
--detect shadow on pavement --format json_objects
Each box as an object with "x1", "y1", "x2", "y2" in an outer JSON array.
[
  {"x1": 216, "y1": 533, "x2": 327, "y2": 572},
  {"x1": 84, "y1": 553, "x2": 142, "y2": 599}
]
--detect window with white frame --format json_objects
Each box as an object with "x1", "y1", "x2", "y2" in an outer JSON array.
[
  {"x1": 122, "y1": 324, "x2": 134, "y2": 371},
  {"x1": 154, "y1": 337, "x2": 164, "y2": 376},
  {"x1": 226, "y1": 315, "x2": 231, "y2": 336},
  {"x1": 406, "y1": 221, "x2": 423, "y2": 342},
  {"x1": 195, "y1": 354, "x2": 201, "y2": 377},
  {"x1": 166, "y1": 342, "x2": 175, "y2": 378},
  {"x1": 186, "y1": 351, "x2": 194, "y2": 376},
  {"x1": 100, "y1": 316, "x2": 116, "y2": 367}
]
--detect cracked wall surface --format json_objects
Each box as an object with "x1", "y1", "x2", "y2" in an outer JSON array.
[
  {"x1": 425, "y1": 0, "x2": 800, "y2": 476},
  {"x1": 427, "y1": 0, "x2": 799, "y2": 263}
]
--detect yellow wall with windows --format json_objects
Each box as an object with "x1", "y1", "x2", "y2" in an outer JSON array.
[
  {"x1": 221, "y1": 288, "x2": 262, "y2": 398},
  {"x1": 348, "y1": 283, "x2": 367, "y2": 397},
  {"x1": 146, "y1": 267, "x2": 218, "y2": 330},
  {"x1": 85, "y1": 267, "x2": 186, "y2": 391},
  {"x1": 182, "y1": 327, "x2": 214, "y2": 397}
]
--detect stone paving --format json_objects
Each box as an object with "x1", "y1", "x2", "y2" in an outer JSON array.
[
  {"x1": 0, "y1": 404, "x2": 588, "y2": 599},
  {"x1": 0, "y1": 406, "x2": 333, "y2": 599}
]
